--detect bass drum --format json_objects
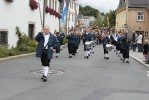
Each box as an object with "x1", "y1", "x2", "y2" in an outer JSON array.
[
  {"x1": 85, "y1": 42, "x2": 91, "y2": 49},
  {"x1": 106, "y1": 44, "x2": 113, "y2": 51}
]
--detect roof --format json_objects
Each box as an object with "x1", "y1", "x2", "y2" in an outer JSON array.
[
  {"x1": 117, "y1": 0, "x2": 149, "y2": 10},
  {"x1": 128, "y1": 0, "x2": 149, "y2": 8}
]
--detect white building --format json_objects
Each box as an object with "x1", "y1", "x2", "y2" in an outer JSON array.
[
  {"x1": 78, "y1": 15, "x2": 96, "y2": 27},
  {"x1": 0, "y1": 0, "x2": 61, "y2": 48},
  {"x1": 66, "y1": 0, "x2": 78, "y2": 31}
]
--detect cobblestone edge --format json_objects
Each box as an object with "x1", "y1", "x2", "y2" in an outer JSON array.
[{"x1": 130, "y1": 54, "x2": 149, "y2": 68}]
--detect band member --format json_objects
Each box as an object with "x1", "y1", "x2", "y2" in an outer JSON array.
[
  {"x1": 74, "y1": 30, "x2": 81, "y2": 53},
  {"x1": 121, "y1": 32, "x2": 130, "y2": 63},
  {"x1": 82, "y1": 28, "x2": 92, "y2": 59},
  {"x1": 60, "y1": 29, "x2": 65, "y2": 50},
  {"x1": 67, "y1": 29, "x2": 76, "y2": 58},
  {"x1": 54, "y1": 32, "x2": 61, "y2": 58},
  {"x1": 102, "y1": 32, "x2": 110, "y2": 59},
  {"x1": 114, "y1": 31, "x2": 120, "y2": 54},
  {"x1": 35, "y1": 25, "x2": 59, "y2": 82}
]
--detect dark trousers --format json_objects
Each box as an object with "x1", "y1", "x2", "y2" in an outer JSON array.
[
  {"x1": 68, "y1": 43, "x2": 75, "y2": 54},
  {"x1": 138, "y1": 44, "x2": 143, "y2": 52},
  {"x1": 104, "y1": 49, "x2": 108, "y2": 54},
  {"x1": 55, "y1": 47, "x2": 60, "y2": 53},
  {"x1": 122, "y1": 49, "x2": 129, "y2": 59},
  {"x1": 41, "y1": 50, "x2": 51, "y2": 66}
]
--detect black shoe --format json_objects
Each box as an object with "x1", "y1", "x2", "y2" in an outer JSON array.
[
  {"x1": 86, "y1": 56, "x2": 89, "y2": 59},
  {"x1": 68, "y1": 56, "x2": 72, "y2": 58},
  {"x1": 55, "y1": 56, "x2": 58, "y2": 58},
  {"x1": 42, "y1": 76, "x2": 47, "y2": 82},
  {"x1": 123, "y1": 59, "x2": 125, "y2": 63},
  {"x1": 41, "y1": 75, "x2": 44, "y2": 79},
  {"x1": 126, "y1": 60, "x2": 129, "y2": 63},
  {"x1": 106, "y1": 57, "x2": 109, "y2": 59}
]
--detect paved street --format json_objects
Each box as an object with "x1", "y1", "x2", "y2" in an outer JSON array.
[{"x1": 0, "y1": 44, "x2": 149, "y2": 100}]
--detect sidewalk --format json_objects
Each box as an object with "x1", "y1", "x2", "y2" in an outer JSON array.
[{"x1": 129, "y1": 50, "x2": 149, "y2": 68}]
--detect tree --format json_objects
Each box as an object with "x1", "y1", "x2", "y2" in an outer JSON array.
[
  {"x1": 102, "y1": 10, "x2": 116, "y2": 28},
  {"x1": 79, "y1": 5, "x2": 102, "y2": 27}
]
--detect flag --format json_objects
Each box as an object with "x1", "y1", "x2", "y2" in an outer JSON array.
[
  {"x1": 61, "y1": 0, "x2": 70, "y2": 25},
  {"x1": 62, "y1": 0, "x2": 67, "y2": 24},
  {"x1": 107, "y1": 16, "x2": 110, "y2": 26}
]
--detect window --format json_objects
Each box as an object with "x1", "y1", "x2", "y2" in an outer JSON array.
[
  {"x1": 53, "y1": 0, "x2": 54, "y2": 9},
  {"x1": 70, "y1": 1, "x2": 71, "y2": 8},
  {"x1": 72, "y1": 14, "x2": 73, "y2": 21},
  {"x1": 0, "y1": 31, "x2": 8, "y2": 45},
  {"x1": 45, "y1": 0, "x2": 47, "y2": 6},
  {"x1": 55, "y1": 1, "x2": 57, "y2": 11},
  {"x1": 72, "y1": 2, "x2": 73, "y2": 9},
  {"x1": 28, "y1": 24, "x2": 35, "y2": 40},
  {"x1": 137, "y1": 12, "x2": 144, "y2": 21},
  {"x1": 49, "y1": 0, "x2": 51, "y2": 8}
]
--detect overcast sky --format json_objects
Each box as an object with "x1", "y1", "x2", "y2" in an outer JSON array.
[{"x1": 77, "y1": 0, "x2": 119, "y2": 13}]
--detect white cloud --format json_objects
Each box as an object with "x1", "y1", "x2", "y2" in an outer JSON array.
[{"x1": 77, "y1": 0, "x2": 119, "y2": 13}]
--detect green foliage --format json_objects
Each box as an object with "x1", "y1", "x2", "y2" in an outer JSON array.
[
  {"x1": 79, "y1": 5, "x2": 99, "y2": 18},
  {"x1": 63, "y1": 36, "x2": 67, "y2": 45},
  {"x1": 16, "y1": 26, "x2": 37, "y2": 52},
  {"x1": 0, "y1": 47, "x2": 9, "y2": 58},
  {"x1": 79, "y1": 5, "x2": 102, "y2": 27},
  {"x1": 0, "y1": 26, "x2": 37, "y2": 58},
  {"x1": 102, "y1": 10, "x2": 116, "y2": 28}
]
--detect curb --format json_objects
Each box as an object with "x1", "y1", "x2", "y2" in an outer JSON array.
[
  {"x1": 130, "y1": 54, "x2": 149, "y2": 68},
  {"x1": 0, "y1": 44, "x2": 68, "y2": 62},
  {"x1": 0, "y1": 53, "x2": 35, "y2": 62}
]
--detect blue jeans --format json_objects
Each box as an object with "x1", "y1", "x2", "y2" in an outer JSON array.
[{"x1": 138, "y1": 44, "x2": 143, "y2": 52}]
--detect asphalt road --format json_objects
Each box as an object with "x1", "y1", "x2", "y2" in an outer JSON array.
[{"x1": 0, "y1": 44, "x2": 149, "y2": 100}]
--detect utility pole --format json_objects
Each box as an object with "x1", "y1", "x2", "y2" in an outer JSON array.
[{"x1": 43, "y1": 0, "x2": 46, "y2": 28}]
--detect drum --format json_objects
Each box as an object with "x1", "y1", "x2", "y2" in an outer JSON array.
[
  {"x1": 106, "y1": 44, "x2": 113, "y2": 51},
  {"x1": 85, "y1": 42, "x2": 91, "y2": 49}
]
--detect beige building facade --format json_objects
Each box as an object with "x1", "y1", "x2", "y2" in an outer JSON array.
[{"x1": 116, "y1": 0, "x2": 149, "y2": 38}]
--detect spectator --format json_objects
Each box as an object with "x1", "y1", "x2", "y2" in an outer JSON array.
[
  {"x1": 143, "y1": 40, "x2": 148, "y2": 62},
  {"x1": 137, "y1": 33, "x2": 143, "y2": 52}
]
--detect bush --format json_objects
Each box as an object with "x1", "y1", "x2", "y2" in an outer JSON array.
[{"x1": 0, "y1": 47, "x2": 9, "y2": 58}]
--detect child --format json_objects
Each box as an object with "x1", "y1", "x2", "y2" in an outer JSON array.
[{"x1": 143, "y1": 40, "x2": 148, "y2": 62}]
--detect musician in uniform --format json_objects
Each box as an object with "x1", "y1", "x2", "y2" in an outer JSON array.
[
  {"x1": 121, "y1": 32, "x2": 130, "y2": 63},
  {"x1": 35, "y1": 25, "x2": 59, "y2": 82},
  {"x1": 67, "y1": 29, "x2": 76, "y2": 58},
  {"x1": 102, "y1": 32, "x2": 110, "y2": 59},
  {"x1": 54, "y1": 32, "x2": 61, "y2": 58},
  {"x1": 82, "y1": 28, "x2": 92, "y2": 59}
]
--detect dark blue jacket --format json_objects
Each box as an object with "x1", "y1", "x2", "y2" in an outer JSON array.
[
  {"x1": 102, "y1": 37, "x2": 110, "y2": 49},
  {"x1": 53, "y1": 35, "x2": 61, "y2": 49},
  {"x1": 82, "y1": 33, "x2": 92, "y2": 44},
  {"x1": 35, "y1": 32, "x2": 59, "y2": 59},
  {"x1": 67, "y1": 33, "x2": 76, "y2": 44},
  {"x1": 120, "y1": 37, "x2": 129, "y2": 49},
  {"x1": 60, "y1": 32, "x2": 65, "y2": 40},
  {"x1": 75, "y1": 35, "x2": 81, "y2": 45}
]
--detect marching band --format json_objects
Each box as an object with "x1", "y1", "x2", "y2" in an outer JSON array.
[{"x1": 35, "y1": 26, "x2": 131, "y2": 82}]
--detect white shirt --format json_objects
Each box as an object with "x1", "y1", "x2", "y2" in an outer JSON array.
[
  {"x1": 137, "y1": 34, "x2": 143, "y2": 44},
  {"x1": 44, "y1": 33, "x2": 50, "y2": 49}
]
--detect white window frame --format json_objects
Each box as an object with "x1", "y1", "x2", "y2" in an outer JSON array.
[{"x1": 137, "y1": 12, "x2": 144, "y2": 21}]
